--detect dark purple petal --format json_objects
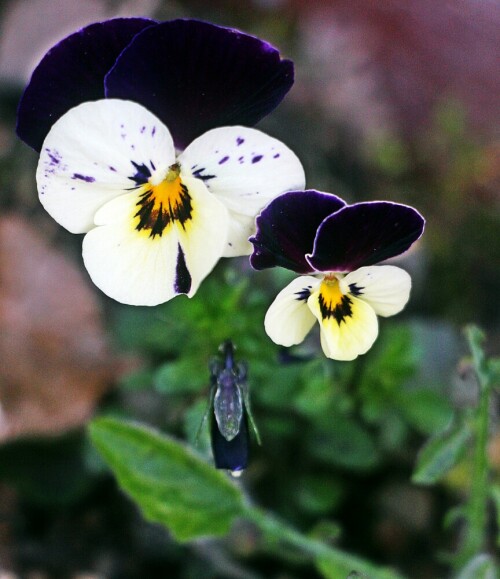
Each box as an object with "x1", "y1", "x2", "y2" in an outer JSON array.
[
  {"x1": 105, "y1": 19, "x2": 294, "y2": 149},
  {"x1": 307, "y1": 201, "x2": 425, "y2": 272},
  {"x1": 17, "y1": 18, "x2": 156, "y2": 151},
  {"x1": 249, "y1": 190, "x2": 346, "y2": 274}
]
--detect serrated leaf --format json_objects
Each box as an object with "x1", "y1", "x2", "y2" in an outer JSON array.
[
  {"x1": 412, "y1": 421, "x2": 471, "y2": 485},
  {"x1": 89, "y1": 417, "x2": 244, "y2": 541},
  {"x1": 456, "y1": 554, "x2": 498, "y2": 579}
]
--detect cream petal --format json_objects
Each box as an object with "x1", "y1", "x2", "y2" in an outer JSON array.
[
  {"x1": 264, "y1": 276, "x2": 319, "y2": 347},
  {"x1": 36, "y1": 99, "x2": 175, "y2": 233},
  {"x1": 339, "y1": 265, "x2": 412, "y2": 317},
  {"x1": 178, "y1": 126, "x2": 305, "y2": 254},
  {"x1": 308, "y1": 290, "x2": 379, "y2": 361},
  {"x1": 82, "y1": 177, "x2": 228, "y2": 306},
  {"x1": 223, "y1": 212, "x2": 255, "y2": 257}
]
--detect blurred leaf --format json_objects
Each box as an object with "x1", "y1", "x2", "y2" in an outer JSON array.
[
  {"x1": 316, "y1": 557, "x2": 359, "y2": 579},
  {"x1": 443, "y1": 505, "x2": 465, "y2": 530},
  {"x1": 118, "y1": 366, "x2": 155, "y2": 390},
  {"x1": 377, "y1": 412, "x2": 408, "y2": 452},
  {"x1": 316, "y1": 556, "x2": 400, "y2": 579},
  {"x1": 310, "y1": 414, "x2": 380, "y2": 471},
  {"x1": 487, "y1": 358, "x2": 500, "y2": 389},
  {"x1": 397, "y1": 388, "x2": 453, "y2": 434},
  {"x1": 308, "y1": 520, "x2": 342, "y2": 543},
  {"x1": 294, "y1": 475, "x2": 344, "y2": 515},
  {"x1": 412, "y1": 420, "x2": 471, "y2": 485},
  {"x1": 359, "y1": 324, "x2": 419, "y2": 396},
  {"x1": 89, "y1": 417, "x2": 244, "y2": 541},
  {"x1": 253, "y1": 362, "x2": 303, "y2": 408},
  {"x1": 455, "y1": 554, "x2": 498, "y2": 579},
  {"x1": 154, "y1": 357, "x2": 207, "y2": 394}
]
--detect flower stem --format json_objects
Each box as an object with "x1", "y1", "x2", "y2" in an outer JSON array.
[
  {"x1": 455, "y1": 325, "x2": 493, "y2": 568},
  {"x1": 243, "y1": 505, "x2": 405, "y2": 579}
]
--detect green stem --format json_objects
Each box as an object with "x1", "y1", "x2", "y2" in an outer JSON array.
[
  {"x1": 244, "y1": 505, "x2": 405, "y2": 579},
  {"x1": 456, "y1": 325, "x2": 493, "y2": 567}
]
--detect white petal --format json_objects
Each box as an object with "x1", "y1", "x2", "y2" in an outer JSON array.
[
  {"x1": 339, "y1": 266, "x2": 412, "y2": 317},
  {"x1": 308, "y1": 287, "x2": 378, "y2": 361},
  {"x1": 223, "y1": 212, "x2": 255, "y2": 257},
  {"x1": 82, "y1": 177, "x2": 228, "y2": 306},
  {"x1": 36, "y1": 99, "x2": 175, "y2": 233},
  {"x1": 178, "y1": 126, "x2": 305, "y2": 254},
  {"x1": 264, "y1": 276, "x2": 319, "y2": 347}
]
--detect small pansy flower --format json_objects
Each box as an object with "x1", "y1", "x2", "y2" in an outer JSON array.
[
  {"x1": 18, "y1": 19, "x2": 304, "y2": 305},
  {"x1": 249, "y1": 191, "x2": 425, "y2": 361}
]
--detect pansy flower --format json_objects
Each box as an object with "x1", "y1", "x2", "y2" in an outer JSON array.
[
  {"x1": 250, "y1": 191, "x2": 425, "y2": 361},
  {"x1": 18, "y1": 19, "x2": 305, "y2": 305}
]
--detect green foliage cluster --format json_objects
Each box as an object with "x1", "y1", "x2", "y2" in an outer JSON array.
[{"x1": 1, "y1": 257, "x2": 498, "y2": 577}]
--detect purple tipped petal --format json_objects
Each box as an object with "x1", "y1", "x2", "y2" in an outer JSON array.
[
  {"x1": 17, "y1": 18, "x2": 156, "y2": 152},
  {"x1": 105, "y1": 19, "x2": 294, "y2": 149},
  {"x1": 250, "y1": 190, "x2": 346, "y2": 273},
  {"x1": 307, "y1": 201, "x2": 425, "y2": 272}
]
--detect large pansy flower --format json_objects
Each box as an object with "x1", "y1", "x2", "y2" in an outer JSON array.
[
  {"x1": 249, "y1": 191, "x2": 425, "y2": 361},
  {"x1": 19, "y1": 19, "x2": 304, "y2": 305},
  {"x1": 17, "y1": 18, "x2": 294, "y2": 151},
  {"x1": 36, "y1": 99, "x2": 304, "y2": 305}
]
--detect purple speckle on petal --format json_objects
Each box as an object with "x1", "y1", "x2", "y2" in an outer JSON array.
[
  {"x1": 273, "y1": 153, "x2": 280, "y2": 159},
  {"x1": 72, "y1": 173, "x2": 95, "y2": 183},
  {"x1": 219, "y1": 156, "x2": 229, "y2": 165},
  {"x1": 151, "y1": 126, "x2": 156, "y2": 136},
  {"x1": 109, "y1": 166, "x2": 117, "y2": 172},
  {"x1": 46, "y1": 148, "x2": 61, "y2": 165},
  {"x1": 238, "y1": 156, "x2": 244, "y2": 163},
  {"x1": 252, "y1": 155, "x2": 263, "y2": 164},
  {"x1": 150, "y1": 160, "x2": 156, "y2": 171},
  {"x1": 140, "y1": 126, "x2": 146, "y2": 133},
  {"x1": 236, "y1": 137, "x2": 245, "y2": 146},
  {"x1": 121, "y1": 133, "x2": 126, "y2": 139}
]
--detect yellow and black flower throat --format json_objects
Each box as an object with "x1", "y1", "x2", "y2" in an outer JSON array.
[
  {"x1": 133, "y1": 162, "x2": 193, "y2": 238},
  {"x1": 318, "y1": 278, "x2": 353, "y2": 325}
]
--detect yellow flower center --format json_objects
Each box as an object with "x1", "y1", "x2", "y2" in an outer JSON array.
[
  {"x1": 317, "y1": 276, "x2": 353, "y2": 324},
  {"x1": 134, "y1": 163, "x2": 193, "y2": 238}
]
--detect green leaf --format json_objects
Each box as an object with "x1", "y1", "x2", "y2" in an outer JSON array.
[
  {"x1": 89, "y1": 417, "x2": 245, "y2": 541},
  {"x1": 397, "y1": 388, "x2": 453, "y2": 434},
  {"x1": 316, "y1": 555, "x2": 401, "y2": 579},
  {"x1": 412, "y1": 420, "x2": 471, "y2": 485},
  {"x1": 310, "y1": 414, "x2": 380, "y2": 471},
  {"x1": 154, "y1": 357, "x2": 207, "y2": 394},
  {"x1": 316, "y1": 557, "x2": 360, "y2": 579},
  {"x1": 455, "y1": 554, "x2": 498, "y2": 579}
]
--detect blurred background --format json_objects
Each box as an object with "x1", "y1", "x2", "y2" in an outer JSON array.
[{"x1": 0, "y1": 0, "x2": 498, "y2": 577}]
